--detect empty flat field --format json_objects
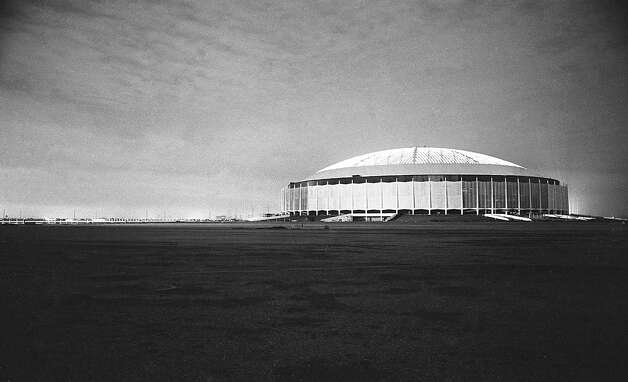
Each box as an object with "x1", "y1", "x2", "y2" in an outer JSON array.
[{"x1": 1, "y1": 222, "x2": 627, "y2": 381}]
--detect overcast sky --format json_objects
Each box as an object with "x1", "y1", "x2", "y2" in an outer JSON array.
[{"x1": 1, "y1": 0, "x2": 627, "y2": 218}]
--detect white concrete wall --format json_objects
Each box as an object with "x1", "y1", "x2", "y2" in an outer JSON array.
[
  {"x1": 340, "y1": 183, "x2": 352, "y2": 210},
  {"x1": 329, "y1": 184, "x2": 340, "y2": 211},
  {"x1": 283, "y1": 177, "x2": 569, "y2": 214},
  {"x1": 382, "y1": 182, "x2": 397, "y2": 209},
  {"x1": 366, "y1": 182, "x2": 381, "y2": 210},
  {"x1": 353, "y1": 183, "x2": 367, "y2": 210},
  {"x1": 430, "y1": 182, "x2": 446, "y2": 209},
  {"x1": 397, "y1": 182, "x2": 413, "y2": 209},
  {"x1": 414, "y1": 182, "x2": 430, "y2": 209},
  {"x1": 307, "y1": 186, "x2": 319, "y2": 211},
  {"x1": 317, "y1": 184, "x2": 328, "y2": 211},
  {"x1": 447, "y1": 181, "x2": 462, "y2": 210}
]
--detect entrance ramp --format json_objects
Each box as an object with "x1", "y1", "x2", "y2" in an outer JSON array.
[
  {"x1": 484, "y1": 214, "x2": 511, "y2": 221},
  {"x1": 485, "y1": 214, "x2": 532, "y2": 222},
  {"x1": 321, "y1": 214, "x2": 353, "y2": 223}
]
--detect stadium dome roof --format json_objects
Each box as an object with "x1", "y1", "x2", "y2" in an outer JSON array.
[
  {"x1": 319, "y1": 147, "x2": 522, "y2": 171},
  {"x1": 306, "y1": 147, "x2": 536, "y2": 180}
]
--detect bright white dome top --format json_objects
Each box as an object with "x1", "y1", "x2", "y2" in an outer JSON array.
[{"x1": 318, "y1": 147, "x2": 523, "y2": 173}]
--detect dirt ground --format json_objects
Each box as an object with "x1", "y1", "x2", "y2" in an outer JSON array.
[{"x1": 1, "y1": 222, "x2": 627, "y2": 381}]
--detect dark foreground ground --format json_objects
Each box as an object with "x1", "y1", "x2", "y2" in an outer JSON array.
[{"x1": 1, "y1": 222, "x2": 627, "y2": 381}]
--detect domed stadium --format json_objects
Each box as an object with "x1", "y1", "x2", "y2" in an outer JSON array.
[{"x1": 281, "y1": 147, "x2": 568, "y2": 221}]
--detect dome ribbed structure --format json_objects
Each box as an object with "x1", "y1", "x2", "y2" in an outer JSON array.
[{"x1": 319, "y1": 147, "x2": 523, "y2": 173}]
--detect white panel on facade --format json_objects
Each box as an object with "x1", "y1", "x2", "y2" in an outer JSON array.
[
  {"x1": 352, "y1": 183, "x2": 367, "y2": 210},
  {"x1": 397, "y1": 182, "x2": 413, "y2": 209},
  {"x1": 414, "y1": 181, "x2": 430, "y2": 209},
  {"x1": 447, "y1": 181, "x2": 462, "y2": 210},
  {"x1": 317, "y1": 185, "x2": 328, "y2": 211},
  {"x1": 382, "y1": 182, "x2": 397, "y2": 210},
  {"x1": 328, "y1": 184, "x2": 340, "y2": 211},
  {"x1": 430, "y1": 181, "x2": 447, "y2": 209},
  {"x1": 294, "y1": 187, "x2": 298, "y2": 211},
  {"x1": 340, "y1": 183, "x2": 352, "y2": 210},
  {"x1": 307, "y1": 185, "x2": 317, "y2": 211},
  {"x1": 366, "y1": 182, "x2": 381, "y2": 210}
]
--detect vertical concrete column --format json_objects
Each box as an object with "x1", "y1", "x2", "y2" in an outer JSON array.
[
  {"x1": 517, "y1": 178, "x2": 521, "y2": 214},
  {"x1": 528, "y1": 178, "x2": 532, "y2": 216},
  {"x1": 395, "y1": 179, "x2": 399, "y2": 213},
  {"x1": 314, "y1": 180, "x2": 320, "y2": 215},
  {"x1": 326, "y1": 181, "x2": 330, "y2": 215},
  {"x1": 411, "y1": 177, "x2": 415, "y2": 214},
  {"x1": 334, "y1": 183, "x2": 342, "y2": 215},
  {"x1": 539, "y1": 179, "x2": 543, "y2": 214},
  {"x1": 444, "y1": 178, "x2": 448, "y2": 215},
  {"x1": 504, "y1": 177, "x2": 508, "y2": 212},
  {"x1": 351, "y1": 178, "x2": 354, "y2": 213},
  {"x1": 380, "y1": 178, "x2": 384, "y2": 220},
  {"x1": 476, "y1": 176, "x2": 479, "y2": 215},
  {"x1": 460, "y1": 179, "x2": 463, "y2": 215},
  {"x1": 380, "y1": 178, "x2": 383, "y2": 213},
  {"x1": 298, "y1": 184, "x2": 302, "y2": 214},
  {"x1": 365, "y1": 179, "x2": 368, "y2": 212},
  {"x1": 490, "y1": 176, "x2": 494, "y2": 214},
  {"x1": 428, "y1": 177, "x2": 432, "y2": 215}
]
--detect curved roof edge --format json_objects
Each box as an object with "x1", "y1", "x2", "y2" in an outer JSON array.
[{"x1": 306, "y1": 163, "x2": 540, "y2": 181}]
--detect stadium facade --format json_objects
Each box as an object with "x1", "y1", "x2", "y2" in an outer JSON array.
[{"x1": 281, "y1": 147, "x2": 568, "y2": 220}]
